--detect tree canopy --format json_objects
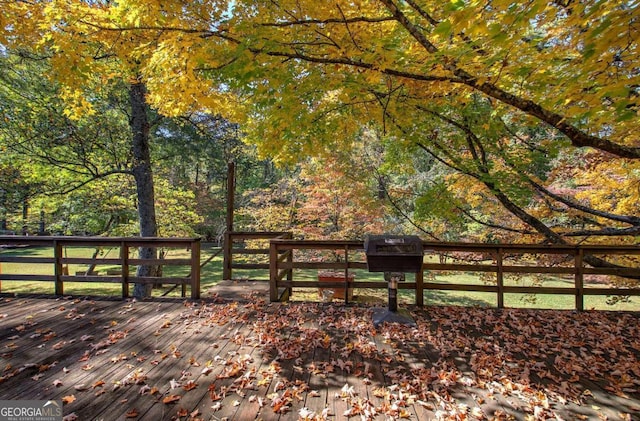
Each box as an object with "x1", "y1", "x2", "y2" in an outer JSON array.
[{"x1": 1, "y1": 0, "x2": 638, "y2": 247}]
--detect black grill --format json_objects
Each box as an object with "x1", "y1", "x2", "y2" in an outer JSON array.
[
  {"x1": 364, "y1": 235, "x2": 423, "y2": 273},
  {"x1": 364, "y1": 235, "x2": 424, "y2": 327}
]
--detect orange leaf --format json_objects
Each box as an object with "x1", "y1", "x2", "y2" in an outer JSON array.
[
  {"x1": 93, "y1": 380, "x2": 105, "y2": 389},
  {"x1": 162, "y1": 394, "x2": 181, "y2": 404},
  {"x1": 183, "y1": 381, "x2": 197, "y2": 391},
  {"x1": 125, "y1": 409, "x2": 139, "y2": 418},
  {"x1": 62, "y1": 395, "x2": 76, "y2": 405}
]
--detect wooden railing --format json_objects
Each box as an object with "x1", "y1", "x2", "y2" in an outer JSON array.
[
  {"x1": 269, "y1": 238, "x2": 640, "y2": 310},
  {"x1": 421, "y1": 242, "x2": 640, "y2": 310},
  {"x1": 269, "y1": 239, "x2": 381, "y2": 303},
  {"x1": 222, "y1": 231, "x2": 293, "y2": 281},
  {"x1": 0, "y1": 236, "x2": 201, "y2": 299}
]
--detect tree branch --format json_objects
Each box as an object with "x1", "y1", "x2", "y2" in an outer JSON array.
[{"x1": 379, "y1": 0, "x2": 640, "y2": 159}]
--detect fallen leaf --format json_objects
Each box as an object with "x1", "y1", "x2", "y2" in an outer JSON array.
[
  {"x1": 62, "y1": 395, "x2": 76, "y2": 405},
  {"x1": 125, "y1": 409, "x2": 139, "y2": 419},
  {"x1": 183, "y1": 380, "x2": 197, "y2": 391},
  {"x1": 162, "y1": 394, "x2": 181, "y2": 404}
]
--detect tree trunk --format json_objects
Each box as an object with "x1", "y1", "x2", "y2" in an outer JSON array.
[{"x1": 130, "y1": 81, "x2": 158, "y2": 299}]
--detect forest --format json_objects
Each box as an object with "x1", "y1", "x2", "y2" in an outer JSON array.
[{"x1": 0, "y1": 2, "x2": 638, "y2": 253}]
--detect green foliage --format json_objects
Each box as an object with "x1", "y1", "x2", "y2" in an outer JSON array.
[{"x1": 1, "y1": 0, "x2": 639, "y2": 253}]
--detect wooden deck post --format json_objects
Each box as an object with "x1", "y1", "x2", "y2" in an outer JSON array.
[
  {"x1": 223, "y1": 231, "x2": 232, "y2": 280},
  {"x1": 575, "y1": 248, "x2": 584, "y2": 311},
  {"x1": 121, "y1": 241, "x2": 129, "y2": 298},
  {"x1": 190, "y1": 238, "x2": 201, "y2": 299},
  {"x1": 416, "y1": 264, "x2": 424, "y2": 307},
  {"x1": 223, "y1": 162, "x2": 235, "y2": 281},
  {"x1": 497, "y1": 247, "x2": 504, "y2": 309},
  {"x1": 344, "y1": 245, "x2": 350, "y2": 304},
  {"x1": 286, "y1": 242, "x2": 293, "y2": 299},
  {"x1": 54, "y1": 240, "x2": 63, "y2": 296},
  {"x1": 269, "y1": 240, "x2": 278, "y2": 302}
]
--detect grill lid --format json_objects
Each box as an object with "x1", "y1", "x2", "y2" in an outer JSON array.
[{"x1": 364, "y1": 235, "x2": 424, "y2": 273}]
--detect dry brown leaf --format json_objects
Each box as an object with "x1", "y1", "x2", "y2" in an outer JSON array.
[
  {"x1": 183, "y1": 380, "x2": 197, "y2": 391},
  {"x1": 162, "y1": 394, "x2": 181, "y2": 404},
  {"x1": 125, "y1": 408, "x2": 139, "y2": 418},
  {"x1": 62, "y1": 395, "x2": 76, "y2": 405},
  {"x1": 52, "y1": 341, "x2": 66, "y2": 350}
]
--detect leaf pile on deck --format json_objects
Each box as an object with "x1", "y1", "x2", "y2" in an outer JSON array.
[{"x1": 1, "y1": 296, "x2": 639, "y2": 420}]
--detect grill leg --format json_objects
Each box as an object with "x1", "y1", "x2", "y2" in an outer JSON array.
[
  {"x1": 388, "y1": 287, "x2": 398, "y2": 312},
  {"x1": 385, "y1": 272, "x2": 403, "y2": 312},
  {"x1": 372, "y1": 272, "x2": 415, "y2": 328}
]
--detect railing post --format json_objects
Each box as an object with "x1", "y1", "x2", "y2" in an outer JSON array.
[
  {"x1": 223, "y1": 231, "x2": 232, "y2": 280},
  {"x1": 497, "y1": 247, "x2": 504, "y2": 309},
  {"x1": 121, "y1": 241, "x2": 129, "y2": 298},
  {"x1": 416, "y1": 263, "x2": 424, "y2": 307},
  {"x1": 287, "y1": 244, "x2": 293, "y2": 299},
  {"x1": 54, "y1": 240, "x2": 63, "y2": 296},
  {"x1": 190, "y1": 238, "x2": 201, "y2": 299},
  {"x1": 344, "y1": 245, "x2": 349, "y2": 304},
  {"x1": 575, "y1": 247, "x2": 584, "y2": 311},
  {"x1": 269, "y1": 240, "x2": 278, "y2": 302}
]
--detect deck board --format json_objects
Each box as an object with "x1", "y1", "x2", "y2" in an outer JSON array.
[{"x1": 1, "y1": 293, "x2": 639, "y2": 420}]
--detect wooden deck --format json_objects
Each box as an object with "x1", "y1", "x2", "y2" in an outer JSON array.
[{"x1": 0, "y1": 286, "x2": 639, "y2": 420}]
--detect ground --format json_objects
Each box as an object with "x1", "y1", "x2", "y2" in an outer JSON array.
[{"x1": 0, "y1": 285, "x2": 639, "y2": 420}]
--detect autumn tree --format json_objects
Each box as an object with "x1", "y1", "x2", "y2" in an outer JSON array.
[
  {"x1": 36, "y1": 0, "x2": 635, "y2": 239},
  {"x1": 4, "y1": 2, "x2": 639, "y2": 264},
  {"x1": 1, "y1": 2, "x2": 218, "y2": 297},
  {"x1": 217, "y1": 1, "x2": 638, "y2": 242}
]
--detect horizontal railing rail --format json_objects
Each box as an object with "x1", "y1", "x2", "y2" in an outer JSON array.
[
  {"x1": 223, "y1": 231, "x2": 293, "y2": 281},
  {"x1": 269, "y1": 239, "x2": 424, "y2": 304},
  {"x1": 0, "y1": 236, "x2": 201, "y2": 299},
  {"x1": 269, "y1": 238, "x2": 640, "y2": 310}
]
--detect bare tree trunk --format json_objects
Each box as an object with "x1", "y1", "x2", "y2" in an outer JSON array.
[{"x1": 130, "y1": 81, "x2": 158, "y2": 299}]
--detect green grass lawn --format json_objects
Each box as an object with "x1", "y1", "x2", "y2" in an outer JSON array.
[{"x1": 1, "y1": 245, "x2": 638, "y2": 311}]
